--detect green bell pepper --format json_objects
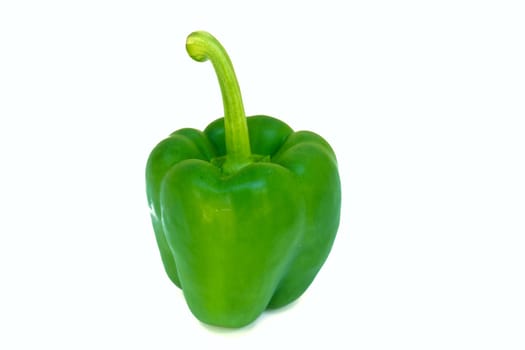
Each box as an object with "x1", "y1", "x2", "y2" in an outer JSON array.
[{"x1": 146, "y1": 31, "x2": 341, "y2": 328}]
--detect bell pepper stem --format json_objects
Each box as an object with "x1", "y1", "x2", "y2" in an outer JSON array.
[{"x1": 186, "y1": 31, "x2": 251, "y2": 173}]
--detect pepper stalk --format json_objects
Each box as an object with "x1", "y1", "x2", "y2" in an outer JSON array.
[{"x1": 186, "y1": 31, "x2": 252, "y2": 174}]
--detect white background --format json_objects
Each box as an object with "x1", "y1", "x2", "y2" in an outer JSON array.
[{"x1": 1, "y1": 1, "x2": 524, "y2": 349}]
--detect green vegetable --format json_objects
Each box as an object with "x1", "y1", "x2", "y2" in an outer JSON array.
[{"x1": 146, "y1": 31, "x2": 341, "y2": 328}]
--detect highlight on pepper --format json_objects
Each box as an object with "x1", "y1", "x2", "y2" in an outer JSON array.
[{"x1": 146, "y1": 30, "x2": 341, "y2": 328}]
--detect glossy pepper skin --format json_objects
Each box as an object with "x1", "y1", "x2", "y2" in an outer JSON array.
[{"x1": 146, "y1": 31, "x2": 341, "y2": 328}]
